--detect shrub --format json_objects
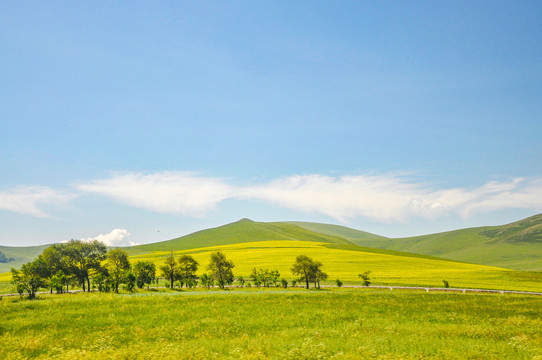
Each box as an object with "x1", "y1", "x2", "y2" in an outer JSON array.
[{"x1": 336, "y1": 279, "x2": 343, "y2": 288}]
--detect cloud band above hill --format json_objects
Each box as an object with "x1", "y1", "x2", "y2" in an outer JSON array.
[{"x1": 2, "y1": 172, "x2": 542, "y2": 222}]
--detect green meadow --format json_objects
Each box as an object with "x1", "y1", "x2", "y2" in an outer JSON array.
[{"x1": 1, "y1": 288, "x2": 541, "y2": 359}]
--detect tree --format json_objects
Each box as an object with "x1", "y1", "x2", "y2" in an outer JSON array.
[
  {"x1": 310, "y1": 261, "x2": 327, "y2": 289},
  {"x1": 359, "y1": 271, "x2": 371, "y2": 287},
  {"x1": 124, "y1": 270, "x2": 136, "y2": 292},
  {"x1": 133, "y1": 261, "x2": 156, "y2": 289},
  {"x1": 336, "y1": 279, "x2": 343, "y2": 288},
  {"x1": 42, "y1": 244, "x2": 69, "y2": 293},
  {"x1": 250, "y1": 268, "x2": 263, "y2": 287},
  {"x1": 160, "y1": 252, "x2": 180, "y2": 289},
  {"x1": 11, "y1": 256, "x2": 49, "y2": 299},
  {"x1": 49, "y1": 270, "x2": 67, "y2": 294},
  {"x1": 291, "y1": 255, "x2": 316, "y2": 289},
  {"x1": 207, "y1": 251, "x2": 234, "y2": 289},
  {"x1": 178, "y1": 255, "x2": 199, "y2": 288},
  {"x1": 63, "y1": 240, "x2": 107, "y2": 292},
  {"x1": 199, "y1": 273, "x2": 213, "y2": 289},
  {"x1": 269, "y1": 270, "x2": 281, "y2": 287},
  {"x1": 106, "y1": 249, "x2": 131, "y2": 293}
]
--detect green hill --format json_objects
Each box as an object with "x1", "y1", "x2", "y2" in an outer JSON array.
[
  {"x1": 126, "y1": 218, "x2": 356, "y2": 255},
  {"x1": 287, "y1": 221, "x2": 388, "y2": 242},
  {"x1": 0, "y1": 244, "x2": 51, "y2": 273},
  {"x1": 351, "y1": 214, "x2": 542, "y2": 271}
]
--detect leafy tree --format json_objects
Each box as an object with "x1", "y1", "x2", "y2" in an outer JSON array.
[
  {"x1": 106, "y1": 249, "x2": 131, "y2": 293},
  {"x1": 359, "y1": 271, "x2": 371, "y2": 287},
  {"x1": 237, "y1": 276, "x2": 245, "y2": 287},
  {"x1": 207, "y1": 251, "x2": 234, "y2": 289},
  {"x1": 336, "y1": 279, "x2": 343, "y2": 288},
  {"x1": 178, "y1": 255, "x2": 199, "y2": 288},
  {"x1": 92, "y1": 270, "x2": 110, "y2": 292},
  {"x1": 250, "y1": 268, "x2": 264, "y2": 287},
  {"x1": 42, "y1": 244, "x2": 69, "y2": 293},
  {"x1": 199, "y1": 273, "x2": 213, "y2": 289},
  {"x1": 269, "y1": 270, "x2": 281, "y2": 287},
  {"x1": 49, "y1": 270, "x2": 67, "y2": 293},
  {"x1": 291, "y1": 255, "x2": 316, "y2": 289},
  {"x1": 11, "y1": 256, "x2": 49, "y2": 299},
  {"x1": 160, "y1": 252, "x2": 180, "y2": 289},
  {"x1": 133, "y1": 261, "x2": 156, "y2": 289},
  {"x1": 124, "y1": 270, "x2": 136, "y2": 292},
  {"x1": 310, "y1": 261, "x2": 327, "y2": 289},
  {"x1": 63, "y1": 240, "x2": 107, "y2": 292}
]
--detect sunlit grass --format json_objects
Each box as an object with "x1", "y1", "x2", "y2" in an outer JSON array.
[{"x1": 1, "y1": 288, "x2": 541, "y2": 359}]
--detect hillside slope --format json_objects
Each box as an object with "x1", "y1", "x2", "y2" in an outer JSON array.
[
  {"x1": 126, "y1": 218, "x2": 356, "y2": 254},
  {"x1": 0, "y1": 244, "x2": 50, "y2": 273},
  {"x1": 287, "y1": 221, "x2": 388, "y2": 242},
  {"x1": 352, "y1": 214, "x2": 542, "y2": 271}
]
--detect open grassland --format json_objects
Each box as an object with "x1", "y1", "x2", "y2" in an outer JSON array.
[
  {"x1": 1, "y1": 289, "x2": 541, "y2": 359},
  {"x1": 129, "y1": 240, "x2": 542, "y2": 292}
]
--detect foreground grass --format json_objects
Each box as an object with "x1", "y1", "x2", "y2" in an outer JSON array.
[{"x1": 1, "y1": 288, "x2": 541, "y2": 359}]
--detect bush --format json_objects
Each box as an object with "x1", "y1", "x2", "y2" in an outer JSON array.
[
  {"x1": 281, "y1": 278, "x2": 288, "y2": 288},
  {"x1": 336, "y1": 279, "x2": 343, "y2": 288},
  {"x1": 443, "y1": 280, "x2": 450, "y2": 288}
]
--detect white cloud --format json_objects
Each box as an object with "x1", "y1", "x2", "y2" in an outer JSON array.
[
  {"x1": 74, "y1": 172, "x2": 542, "y2": 223},
  {"x1": 0, "y1": 186, "x2": 76, "y2": 218},
  {"x1": 76, "y1": 171, "x2": 237, "y2": 217},
  {"x1": 244, "y1": 175, "x2": 542, "y2": 222},
  {"x1": 86, "y1": 229, "x2": 138, "y2": 247}
]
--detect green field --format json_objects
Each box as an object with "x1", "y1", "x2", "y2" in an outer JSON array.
[{"x1": 1, "y1": 289, "x2": 541, "y2": 359}]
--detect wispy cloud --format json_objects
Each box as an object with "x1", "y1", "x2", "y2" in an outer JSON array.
[
  {"x1": 245, "y1": 175, "x2": 542, "y2": 222},
  {"x1": 74, "y1": 171, "x2": 542, "y2": 223},
  {"x1": 76, "y1": 171, "x2": 236, "y2": 217},
  {"x1": 0, "y1": 186, "x2": 76, "y2": 218}
]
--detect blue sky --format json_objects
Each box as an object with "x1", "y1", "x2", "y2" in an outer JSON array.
[{"x1": 1, "y1": 1, "x2": 542, "y2": 246}]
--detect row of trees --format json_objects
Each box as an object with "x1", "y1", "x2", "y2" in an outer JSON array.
[
  {"x1": 11, "y1": 239, "x2": 369, "y2": 299},
  {"x1": 159, "y1": 251, "x2": 235, "y2": 290},
  {"x1": 10, "y1": 240, "x2": 159, "y2": 298}
]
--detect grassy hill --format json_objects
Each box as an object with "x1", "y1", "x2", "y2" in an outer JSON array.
[
  {"x1": 287, "y1": 221, "x2": 388, "y2": 242},
  {"x1": 0, "y1": 244, "x2": 50, "y2": 273},
  {"x1": 125, "y1": 218, "x2": 356, "y2": 254},
  {"x1": 352, "y1": 214, "x2": 542, "y2": 271}
]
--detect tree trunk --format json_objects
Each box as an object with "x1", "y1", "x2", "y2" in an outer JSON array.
[
  {"x1": 82, "y1": 280, "x2": 86, "y2": 292},
  {"x1": 170, "y1": 276, "x2": 174, "y2": 289},
  {"x1": 87, "y1": 278, "x2": 91, "y2": 292}
]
